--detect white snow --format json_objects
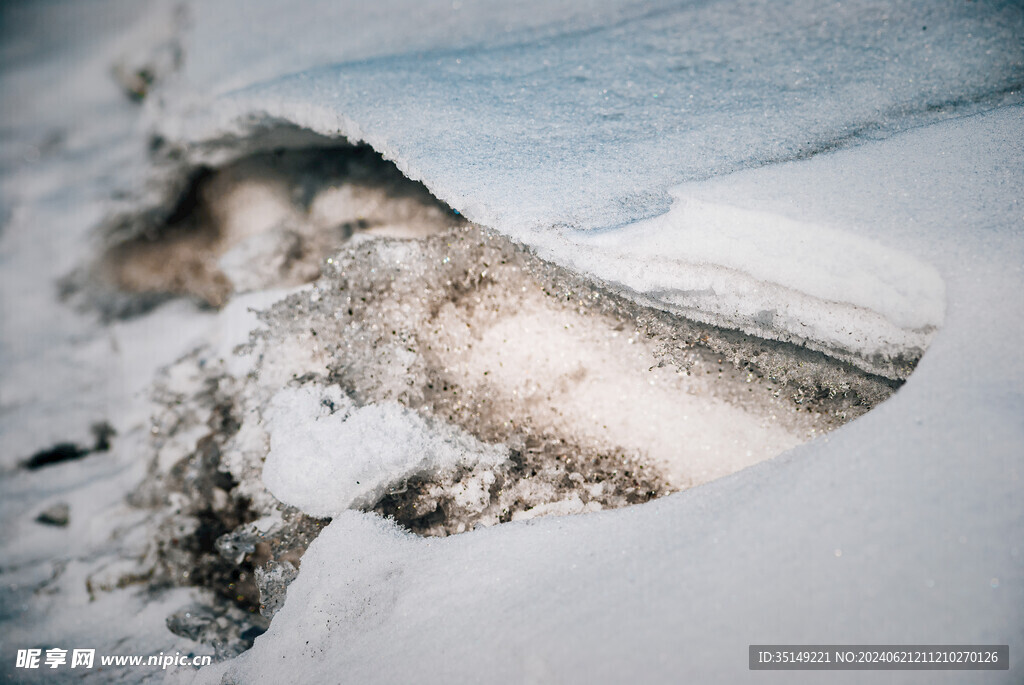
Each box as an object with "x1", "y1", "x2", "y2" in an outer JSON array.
[
  {"x1": 556, "y1": 195, "x2": 945, "y2": 374},
  {"x1": 261, "y1": 386, "x2": 508, "y2": 517},
  {"x1": 1, "y1": 0, "x2": 1022, "y2": 683},
  {"x1": 143, "y1": 0, "x2": 1022, "y2": 371}
]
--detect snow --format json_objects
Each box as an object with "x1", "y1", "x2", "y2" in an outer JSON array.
[
  {"x1": 262, "y1": 385, "x2": 508, "y2": 517},
  {"x1": 429, "y1": 286, "x2": 811, "y2": 485},
  {"x1": 559, "y1": 195, "x2": 945, "y2": 376},
  {"x1": 147, "y1": 0, "x2": 1022, "y2": 371},
  {"x1": 1, "y1": 0, "x2": 1022, "y2": 683},
  {"x1": 161, "y1": 1, "x2": 1024, "y2": 236},
  {"x1": 192, "y1": 104, "x2": 1024, "y2": 685}
]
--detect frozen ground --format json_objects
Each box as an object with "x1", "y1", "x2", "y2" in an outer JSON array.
[{"x1": 1, "y1": 0, "x2": 1022, "y2": 683}]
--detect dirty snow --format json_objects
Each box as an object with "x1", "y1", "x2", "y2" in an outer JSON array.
[{"x1": 192, "y1": 102, "x2": 1024, "y2": 685}]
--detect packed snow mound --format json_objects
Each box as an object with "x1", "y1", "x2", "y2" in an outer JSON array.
[
  {"x1": 125, "y1": 0, "x2": 1022, "y2": 371},
  {"x1": 2, "y1": 1, "x2": 1021, "y2": 682},
  {"x1": 245, "y1": 222, "x2": 892, "y2": 537},
  {"x1": 262, "y1": 385, "x2": 508, "y2": 517}
]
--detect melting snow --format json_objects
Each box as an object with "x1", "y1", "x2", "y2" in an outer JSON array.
[{"x1": 1, "y1": 0, "x2": 1022, "y2": 683}]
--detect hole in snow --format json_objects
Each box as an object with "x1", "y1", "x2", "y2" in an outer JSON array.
[
  {"x1": 70, "y1": 142, "x2": 462, "y2": 318},
  {"x1": 256, "y1": 221, "x2": 898, "y2": 536},
  {"x1": 21, "y1": 421, "x2": 115, "y2": 470},
  {"x1": 105, "y1": 139, "x2": 906, "y2": 653}
]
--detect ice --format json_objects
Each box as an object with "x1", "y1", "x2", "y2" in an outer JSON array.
[
  {"x1": 261, "y1": 385, "x2": 508, "y2": 517},
  {"x1": 240, "y1": 222, "x2": 881, "y2": 538}
]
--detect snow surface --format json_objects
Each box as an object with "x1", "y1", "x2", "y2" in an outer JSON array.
[
  {"x1": 149, "y1": 0, "x2": 1023, "y2": 372},
  {"x1": 1, "y1": 0, "x2": 1022, "y2": 683},
  {"x1": 193, "y1": 103, "x2": 1024, "y2": 685}
]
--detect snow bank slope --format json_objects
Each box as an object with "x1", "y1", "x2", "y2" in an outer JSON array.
[
  {"x1": 194, "y1": 104, "x2": 1024, "y2": 685},
  {"x1": 167, "y1": 0, "x2": 1024, "y2": 234}
]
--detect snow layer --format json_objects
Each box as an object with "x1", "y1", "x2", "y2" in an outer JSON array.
[
  {"x1": 193, "y1": 103, "x2": 1024, "y2": 685},
  {"x1": 560, "y1": 195, "x2": 944, "y2": 375},
  {"x1": 148, "y1": 0, "x2": 1023, "y2": 370},
  {"x1": 163, "y1": 0, "x2": 1024, "y2": 235}
]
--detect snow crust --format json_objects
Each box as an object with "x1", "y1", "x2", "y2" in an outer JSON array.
[
  {"x1": 559, "y1": 195, "x2": 944, "y2": 375},
  {"x1": 163, "y1": 0, "x2": 1024, "y2": 236}
]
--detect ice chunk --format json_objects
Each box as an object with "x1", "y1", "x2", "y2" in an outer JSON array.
[
  {"x1": 261, "y1": 385, "x2": 508, "y2": 517},
  {"x1": 251, "y1": 224, "x2": 892, "y2": 537}
]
